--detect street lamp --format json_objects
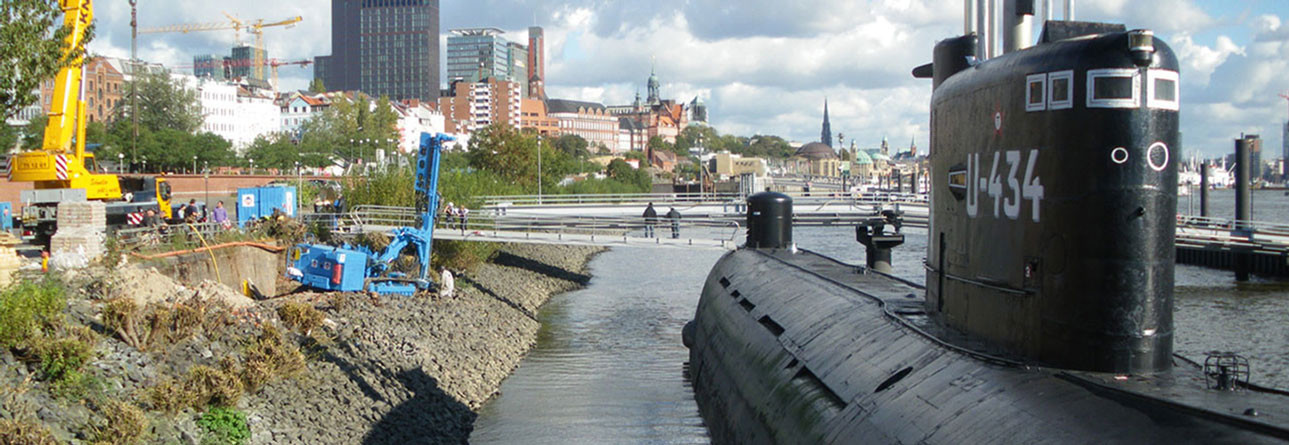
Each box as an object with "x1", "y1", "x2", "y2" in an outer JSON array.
[
  {"x1": 117, "y1": 153, "x2": 124, "y2": 173},
  {"x1": 249, "y1": 158, "x2": 255, "y2": 175},
  {"x1": 142, "y1": 159, "x2": 147, "y2": 173},
  {"x1": 536, "y1": 135, "x2": 543, "y2": 204},
  {"x1": 192, "y1": 155, "x2": 197, "y2": 175}
]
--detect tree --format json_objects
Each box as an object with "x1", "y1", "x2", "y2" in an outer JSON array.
[
  {"x1": 467, "y1": 124, "x2": 572, "y2": 193},
  {"x1": 113, "y1": 70, "x2": 202, "y2": 133},
  {"x1": 296, "y1": 94, "x2": 399, "y2": 168},
  {"x1": 552, "y1": 134, "x2": 590, "y2": 159},
  {"x1": 0, "y1": 123, "x2": 17, "y2": 153},
  {"x1": 0, "y1": 0, "x2": 93, "y2": 120},
  {"x1": 19, "y1": 114, "x2": 46, "y2": 148},
  {"x1": 243, "y1": 133, "x2": 330, "y2": 170},
  {"x1": 308, "y1": 78, "x2": 326, "y2": 94}
]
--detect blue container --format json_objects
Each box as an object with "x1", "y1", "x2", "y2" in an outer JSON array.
[
  {"x1": 237, "y1": 186, "x2": 297, "y2": 227},
  {"x1": 288, "y1": 244, "x2": 369, "y2": 293},
  {"x1": 0, "y1": 202, "x2": 11, "y2": 231}
]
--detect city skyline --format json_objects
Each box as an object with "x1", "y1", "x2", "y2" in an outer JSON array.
[{"x1": 79, "y1": 1, "x2": 1289, "y2": 157}]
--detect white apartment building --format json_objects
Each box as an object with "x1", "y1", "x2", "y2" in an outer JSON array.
[
  {"x1": 395, "y1": 102, "x2": 447, "y2": 154},
  {"x1": 177, "y1": 74, "x2": 281, "y2": 152}
]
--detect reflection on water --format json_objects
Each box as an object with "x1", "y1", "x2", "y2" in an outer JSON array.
[{"x1": 470, "y1": 247, "x2": 721, "y2": 444}]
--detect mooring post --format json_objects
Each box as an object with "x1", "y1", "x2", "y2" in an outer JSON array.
[
  {"x1": 1199, "y1": 162, "x2": 1209, "y2": 218},
  {"x1": 1234, "y1": 137, "x2": 1253, "y2": 282}
]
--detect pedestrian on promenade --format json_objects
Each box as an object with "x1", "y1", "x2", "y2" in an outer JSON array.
[
  {"x1": 444, "y1": 202, "x2": 456, "y2": 229},
  {"x1": 212, "y1": 201, "x2": 230, "y2": 229},
  {"x1": 459, "y1": 206, "x2": 470, "y2": 234},
  {"x1": 667, "y1": 207, "x2": 681, "y2": 239},
  {"x1": 643, "y1": 202, "x2": 658, "y2": 238}
]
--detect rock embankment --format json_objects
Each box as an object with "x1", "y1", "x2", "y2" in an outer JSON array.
[{"x1": 245, "y1": 243, "x2": 602, "y2": 444}]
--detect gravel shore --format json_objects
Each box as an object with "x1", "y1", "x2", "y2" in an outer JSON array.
[
  {"x1": 0, "y1": 242, "x2": 601, "y2": 444},
  {"x1": 245, "y1": 243, "x2": 603, "y2": 444}
]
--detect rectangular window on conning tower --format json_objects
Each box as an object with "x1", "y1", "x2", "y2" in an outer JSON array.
[
  {"x1": 1087, "y1": 69, "x2": 1140, "y2": 109},
  {"x1": 1147, "y1": 70, "x2": 1180, "y2": 111},
  {"x1": 1047, "y1": 71, "x2": 1073, "y2": 110},
  {"x1": 1026, "y1": 74, "x2": 1046, "y2": 112}
]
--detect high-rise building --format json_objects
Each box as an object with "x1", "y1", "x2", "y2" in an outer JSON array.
[
  {"x1": 1248, "y1": 134, "x2": 1263, "y2": 180},
  {"x1": 193, "y1": 54, "x2": 227, "y2": 81},
  {"x1": 446, "y1": 28, "x2": 528, "y2": 91},
  {"x1": 228, "y1": 45, "x2": 267, "y2": 84},
  {"x1": 315, "y1": 0, "x2": 440, "y2": 102},
  {"x1": 527, "y1": 27, "x2": 545, "y2": 99}
]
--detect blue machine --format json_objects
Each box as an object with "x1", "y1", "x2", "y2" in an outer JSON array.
[
  {"x1": 0, "y1": 202, "x2": 12, "y2": 231},
  {"x1": 285, "y1": 133, "x2": 449, "y2": 295},
  {"x1": 237, "y1": 186, "x2": 297, "y2": 227}
]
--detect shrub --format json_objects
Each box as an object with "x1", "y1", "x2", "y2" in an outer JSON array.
[
  {"x1": 0, "y1": 278, "x2": 66, "y2": 348},
  {"x1": 197, "y1": 406, "x2": 250, "y2": 445},
  {"x1": 36, "y1": 335, "x2": 94, "y2": 382},
  {"x1": 93, "y1": 400, "x2": 149, "y2": 445},
  {"x1": 277, "y1": 302, "x2": 324, "y2": 336},
  {"x1": 101, "y1": 298, "x2": 147, "y2": 349},
  {"x1": 146, "y1": 378, "x2": 193, "y2": 415},
  {"x1": 0, "y1": 419, "x2": 58, "y2": 445},
  {"x1": 239, "y1": 326, "x2": 304, "y2": 391},
  {"x1": 431, "y1": 239, "x2": 499, "y2": 272},
  {"x1": 187, "y1": 365, "x2": 244, "y2": 408}
]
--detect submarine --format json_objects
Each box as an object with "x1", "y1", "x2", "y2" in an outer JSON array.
[{"x1": 684, "y1": 1, "x2": 1289, "y2": 443}]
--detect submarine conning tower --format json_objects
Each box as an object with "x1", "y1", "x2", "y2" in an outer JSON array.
[{"x1": 921, "y1": 20, "x2": 1180, "y2": 374}]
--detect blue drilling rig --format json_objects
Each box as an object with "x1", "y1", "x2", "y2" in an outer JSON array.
[{"x1": 285, "y1": 133, "x2": 451, "y2": 296}]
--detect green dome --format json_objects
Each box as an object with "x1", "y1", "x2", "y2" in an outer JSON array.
[{"x1": 853, "y1": 150, "x2": 873, "y2": 165}]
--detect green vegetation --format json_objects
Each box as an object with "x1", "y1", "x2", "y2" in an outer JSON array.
[
  {"x1": 197, "y1": 407, "x2": 251, "y2": 445},
  {"x1": 0, "y1": 0, "x2": 93, "y2": 120},
  {"x1": 243, "y1": 94, "x2": 402, "y2": 171},
  {"x1": 0, "y1": 278, "x2": 65, "y2": 348}
]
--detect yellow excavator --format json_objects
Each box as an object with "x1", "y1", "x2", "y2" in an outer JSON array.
[{"x1": 8, "y1": 0, "x2": 172, "y2": 244}]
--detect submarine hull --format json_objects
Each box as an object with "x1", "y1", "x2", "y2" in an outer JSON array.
[{"x1": 689, "y1": 248, "x2": 1289, "y2": 444}]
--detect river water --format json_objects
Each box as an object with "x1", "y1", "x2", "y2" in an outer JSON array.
[{"x1": 472, "y1": 190, "x2": 1289, "y2": 443}]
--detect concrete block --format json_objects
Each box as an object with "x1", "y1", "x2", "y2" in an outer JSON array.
[{"x1": 56, "y1": 201, "x2": 107, "y2": 230}]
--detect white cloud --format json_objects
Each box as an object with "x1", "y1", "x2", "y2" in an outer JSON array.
[{"x1": 80, "y1": 1, "x2": 1289, "y2": 158}]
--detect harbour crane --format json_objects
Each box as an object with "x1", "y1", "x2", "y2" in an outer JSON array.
[{"x1": 140, "y1": 14, "x2": 303, "y2": 82}]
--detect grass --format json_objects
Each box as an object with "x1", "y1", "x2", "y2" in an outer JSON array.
[
  {"x1": 197, "y1": 406, "x2": 250, "y2": 445},
  {"x1": 101, "y1": 298, "x2": 213, "y2": 351}
]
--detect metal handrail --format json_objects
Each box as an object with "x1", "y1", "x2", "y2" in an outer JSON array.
[
  {"x1": 115, "y1": 221, "x2": 230, "y2": 247},
  {"x1": 342, "y1": 206, "x2": 743, "y2": 243}
]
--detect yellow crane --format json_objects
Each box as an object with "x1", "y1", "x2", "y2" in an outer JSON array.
[
  {"x1": 10, "y1": 0, "x2": 174, "y2": 245},
  {"x1": 140, "y1": 14, "x2": 303, "y2": 82}
]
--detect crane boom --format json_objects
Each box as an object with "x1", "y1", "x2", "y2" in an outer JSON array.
[{"x1": 42, "y1": 0, "x2": 93, "y2": 155}]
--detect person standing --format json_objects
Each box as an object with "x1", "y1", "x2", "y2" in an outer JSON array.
[
  {"x1": 666, "y1": 207, "x2": 681, "y2": 239},
  {"x1": 439, "y1": 268, "x2": 455, "y2": 298},
  {"x1": 211, "y1": 201, "x2": 230, "y2": 229},
  {"x1": 459, "y1": 205, "x2": 470, "y2": 234},
  {"x1": 444, "y1": 202, "x2": 456, "y2": 229},
  {"x1": 642, "y1": 202, "x2": 658, "y2": 238}
]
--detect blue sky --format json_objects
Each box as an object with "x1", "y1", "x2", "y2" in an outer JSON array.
[{"x1": 87, "y1": 1, "x2": 1289, "y2": 159}]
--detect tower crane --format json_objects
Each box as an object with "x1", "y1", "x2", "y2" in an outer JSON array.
[{"x1": 140, "y1": 14, "x2": 302, "y2": 82}]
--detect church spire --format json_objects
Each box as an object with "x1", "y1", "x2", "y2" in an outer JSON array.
[
  {"x1": 821, "y1": 98, "x2": 833, "y2": 147},
  {"x1": 647, "y1": 57, "x2": 661, "y2": 105}
]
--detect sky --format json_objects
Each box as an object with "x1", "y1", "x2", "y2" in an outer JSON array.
[{"x1": 86, "y1": 0, "x2": 1289, "y2": 159}]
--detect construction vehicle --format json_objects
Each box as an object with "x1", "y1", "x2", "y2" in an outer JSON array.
[
  {"x1": 285, "y1": 133, "x2": 450, "y2": 296},
  {"x1": 8, "y1": 0, "x2": 173, "y2": 245}
]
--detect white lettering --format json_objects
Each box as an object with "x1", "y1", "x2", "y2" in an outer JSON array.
[{"x1": 964, "y1": 149, "x2": 1044, "y2": 223}]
